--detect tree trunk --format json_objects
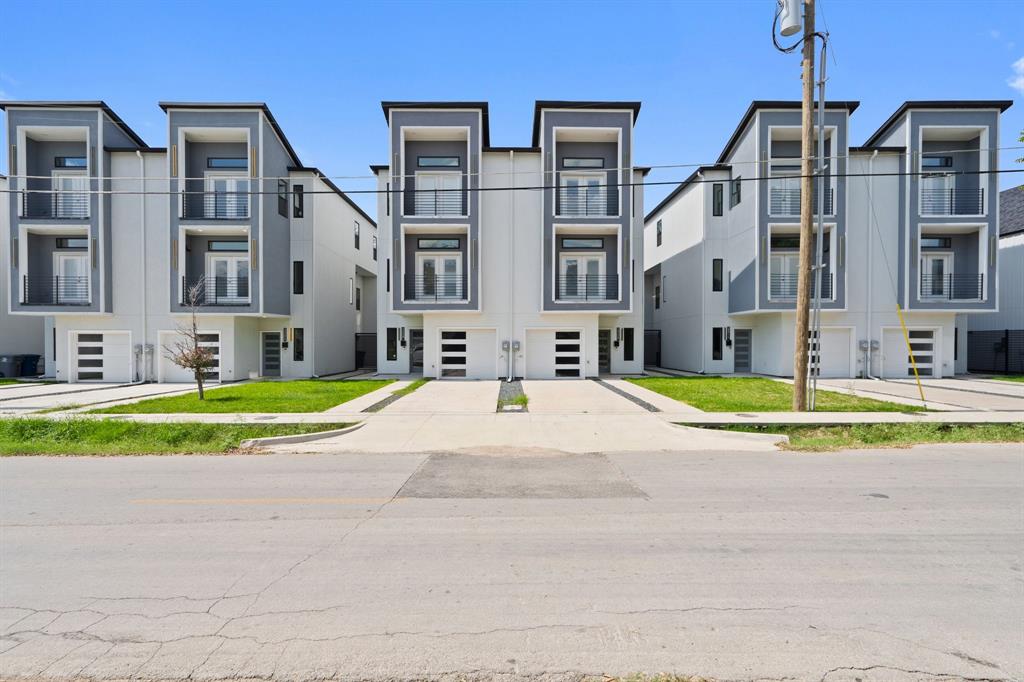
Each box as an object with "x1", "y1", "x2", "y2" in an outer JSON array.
[{"x1": 195, "y1": 370, "x2": 205, "y2": 400}]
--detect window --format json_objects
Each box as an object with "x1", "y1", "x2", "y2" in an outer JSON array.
[
  {"x1": 730, "y1": 178, "x2": 742, "y2": 208},
  {"x1": 372, "y1": 236, "x2": 378, "y2": 261},
  {"x1": 354, "y1": 221, "x2": 360, "y2": 250},
  {"x1": 207, "y1": 240, "x2": 247, "y2": 251},
  {"x1": 920, "y1": 237, "x2": 952, "y2": 249},
  {"x1": 563, "y1": 157, "x2": 604, "y2": 169},
  {"x1": 561, "y1": 173, "x2": 605, "y2": 216},
  {"x1": 559, "y1": 253, "x2": 605, "y2": 299},
  {"x1": 349, "y1": 277, "x2": 354, "y2": 304},
  {"x1": 561, "y1": 238, "x2": 603, "y2": 249},
  {"x1": 712, "y1": 327, "x2": 723, "y2": 360},
  {"x1": 54, "y1": 156, "x2": 87, "y2": 168},
  {"x1": 292, "y1": 261, "x2": 304, "y2": 294},
  {"x1": 293, "y1": 328, "x2": 304, "y2": 362},
  {"x1": 654, "y1": 285, "x2": 661, "y2": 309},
  {"x1": 713, "y1": 183, "x2": 724, "y2": 216},
  {"x1": 207, "y1": 157, "x2": 247, "y2": 170},
  {"x1": 922, "y1": 155, "x2": 953, "y2": 168},
  {"x1": 204, "y1": 253, "x2": 249, "y2": 303},
  {"x1": 386, "y1": 328, "x2": 398, "y2": 361},
  {"x1": 356, "y1": 287, "x2": 361, "y2": 311},
  {"x1": 770, "y1": 234, "x2": 801, "y2": 249},
  {"x1": 415, "y1": 172, "x2": 463, "y2": 215},
  {"x1": 203, "y1": 172, "x2": 248, "y2": 219},
  {"x1": 56, "y1": 237, "x2": 88, "y2": 249},
  {"x1": 623, "y1": 328, "x2": 634, "y2": 362},
  {"x1": 712, "y1": 258, "x2": 723, "y2": 292},
  {"x1": 417, "y1": 156, "x2": 459, "y2": 167},
  {"x1": 417, "y1": 238, "x2": 460, "y2": 250},
  {"x1": 292, "y1": 185, "x2": 304, "y2": 218},
  {"x1": 277, "y1": 180, "x2": 288, "y2": 217},
  {"x1": 662, "y1": 275, "x2": 667, "y2": 302},
  {"x1": 656, "y1": 219, "x2": 663, "y2": 246}
]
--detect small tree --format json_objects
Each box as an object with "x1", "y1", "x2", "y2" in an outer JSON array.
[
  {"x1": 1018, "y1": 129, "x2": 1023, "y2": 164},
  {"x1": 164, "y1": 279, "x2": 215, "y2": 400}
]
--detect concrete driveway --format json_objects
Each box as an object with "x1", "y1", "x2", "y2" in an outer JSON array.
[
  {"x1": 0, "y1": 382, "x2": 200, "y2": 416},
  {"x1": 2, "y1": 444, "x2": 1020, "y2": 681},
  {"x1": 815, "y1": 376, "x2": 1024, "y2": 411},
  {"x1": 523, "y1": 379, "x2": 647, "y2": 414},
  {"x1": 379, "y1": 380, "x2": 500, "y2": 415}
]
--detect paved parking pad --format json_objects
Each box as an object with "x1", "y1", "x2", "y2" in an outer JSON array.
[
  {"x1": 523, "y1": 378, "x2": 648, "y2": 414},
  {"x1": 379, "y1": 379, "x2": 500, "y2": 414},
  {"x1": 0, "y1": 382, "x2": 200, "y2": 416},
  {"x1": 816, "y1": 377, "x2": 1024, "y2": 411}
]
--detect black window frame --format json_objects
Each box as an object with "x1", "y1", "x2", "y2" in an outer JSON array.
[
  {"x1": 656, "y1": 219, "x2": 663, "y2": 247},
  {"x1": 355, "y1": 287, "x2": 361, "y2": 311},
  {"x1": 770, "y1": 234, "x2": 801, "y2": 250},
  {"x1": 207, "y1": 240, "x2": 247, "y2": 252},
  {"x1": 654, "y1": 285, "x2": 661, "y2": 310},
  {"x1": 712, "y1": 258, "x2": 724, "y2": 292},
  {"x1": 293, "y1": 327, "x2": 304, "y2": 362},
  {"x1": 560, "y1": 238, "x2": 604, "y2": 249},
  {"x1": 417, "y1": 238, "x2": 460, "y2": 250},
  {"x1": 729, "y1": 178, "x2": 741, "y2": 208},
  {"x1": 712, "y1": 327, "x2": 724, "y2": 360},
  {"x1": 55, "y1": 237, "x2": 88, "y2": 249},
  {"x1": 712, "y1": 183, "x2": 724, "y2": 216},
  {"x1": 54, "y1": 156, "x2": 87, "y2": 169},
  {"x1": 292, "y1": 184, "x2": 304, "y2": 218},
  {"x1": 920, "y1": 237, "x2": 952, "y2": 249},
  {"x1": 207, "y1": 157, "x2": 247, "y2": 170},
  {"x1": 277, "y1": 180, "x2": 288, "y2": 217},
  {"x1": 386, "y1": 328, "x2": 398, "y2": 361},
  {"x1": 623, "y1": 327, "x2": 634, "y2": 362},
  {"x1": 354, "y1": 221, "x2": 360, "y2": 250},
  {"x1": 292, "y1": 261, "x2": 304, "y2": 294},
  {"x1": 922, "y1": 155, "x2": 953, "y2": 168},
  {"x1": 372, "y1": 236, "x2": 378, "y2": 261},
  {"x1": 562, "y1": 157, "x2": 604, "y2": 169},
  {"x1": 417, "y1": 156, "x2": 460, "y2": 168}
]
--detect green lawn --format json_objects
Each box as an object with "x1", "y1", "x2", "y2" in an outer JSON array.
[
  {"x1": 711, "y1": 422, "x2": 1024, "y2": 452},
  {"x1": 391, "y1": 377, "x2": 430, "y2": 398},
  {"x1": 0, "y1": 419, "x2": 345, "y2": 456},
  {"x1": 991, "y1": 375, "x2": 1024, "y2": 383},
  {"x1": 0, "y1": 378, "x2": 19, "y2": 386},
  {"x1": 629, "y1": 376, "x2": 922, "y2": 412},
  {"x1": 92, "y1": 379, "x2": 393, "y2": 414}
]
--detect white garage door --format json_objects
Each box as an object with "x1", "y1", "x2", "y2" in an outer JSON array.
[
  {"x1": 883, "y1": 329, "x2": 939, "y2": 378},
  {"x1": 525, "y1": 329, "x2": 583, "y2": 379},
  {"x1": 438, "y1": 329, "x2": 497, "y2": 379},
  {"x1": 160, "y1": 332, "x2": 221, "y2": 383},
  {"x1": 809, "y1": 328, "x2": 852, "y2": 378},
  {"x1": 71, "y1": 331, "x2": 131, "y2": 383}
]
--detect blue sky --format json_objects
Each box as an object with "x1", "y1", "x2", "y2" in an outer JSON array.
[{"x1": 2, "y1": 0, "x2": 1022, "y2": 215}]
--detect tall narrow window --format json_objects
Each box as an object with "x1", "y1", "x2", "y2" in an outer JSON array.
[
  {"x1": 293, "y1": 328, "x2": 304, "y2": 361},
  {"x1": 292, "y1": 261, "x2": 304, "y2": 294},
  {"x1": 386, "y1": 328, "x2": 398, "y2": 361},
  {"x1": 623, "y1": 328, "x2": 634, "y2": 362},
  {"x1": 713, "y1": 183, "x2": 724, "y2": 216},
  {"x1": 712, "y1": 327, "x2": 724, "y2": 360},
  {"x1": 372, "y1": 236, "x2": 378, "y2": 261},
  {"x1": 356, "y1": 287, "x2": 362, "y2": 311},
  {"x1": 712, "y1": 258, "x2": 723, "y2": 292},
  {"x1": 277, "y1": 180, "x2": 288, "y2": 217},
  {"x1": 654, "y1": 285, "x2": 661, "y2": 310},
  {"x1": 656, "y1": 219, "x2": 663, "y2": 246},
  {"x1": 349, "y1": 277, "x2": 354, "y2": 304},
  {"x1": 354, "y1": 221, "x2": 360, "y2": 250},
  {"x1": 292, "y1": 185, "x2": 304, "y2": 218},
  {"x1": 730, "y1": 178, "x2": 742, "y2": 208}
]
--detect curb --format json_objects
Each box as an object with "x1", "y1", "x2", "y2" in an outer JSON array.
[
  {"x1": 672, "y1": 422, "x2": 790, "y2": 446},
  {"x1": 239, "y1": 422, "x2": 365, "y2": 449}
]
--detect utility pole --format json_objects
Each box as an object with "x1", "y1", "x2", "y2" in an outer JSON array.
[{"x1": 791, "y1": 0, "x2": 815, "y2": 411}]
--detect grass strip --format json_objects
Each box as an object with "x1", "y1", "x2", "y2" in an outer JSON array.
[
  {"x1": 629, "y1": 376, "x2": 922, "y2": 412},
  {"x1": 0, "y1": 418, "x2": 345, "y2": 456},
  {"x1": 709, "y1": 422, "x2": 1024, "y2": 452},
  {"x1": 391, "y1": 378, "x2": 430, "y2": 398},
  {"x1": 991, "y1": 375, "x2": 1024, "y2": 383}
]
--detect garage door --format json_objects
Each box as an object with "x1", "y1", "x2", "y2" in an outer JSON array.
[
  {"x1": 438, "y1": 329, "x2": 497, "y2": 379},
  {"x1": 883, "y1": 329, "x2": 939, "y2": 378},
  {"x1": 160, "y1": 332, "x2": 221, "y2": 383},
  {"x1": 525, "y1": 329, "x2": 583, "y2": 379},
  {"x1": 71, "y1": 331, "x2": 131, "y2": 383},
  {"x1": 809, "y1": 328, "x2": 852, "y2": 378}
]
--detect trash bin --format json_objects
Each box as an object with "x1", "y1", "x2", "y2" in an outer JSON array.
[
  {"x1": 0, "y1": 355, "x2": 23, "y2": 379},
  {"x1": 18, "y1": 354, "x2": 41, "y2": 377}
]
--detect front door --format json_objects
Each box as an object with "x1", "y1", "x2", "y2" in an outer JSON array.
[
  {"x1": 53, "y1": 252, "x2": 89, "y2": 303},
  {"x1": 734, "y1": 329, "x2": 752, "y2": 373},
  {"x1": 920, "y1": 253, "x2": 953, "y2": 298},
  {"x1": 560, "y1": 254, "x2": 605, "y2": 299},
  {"x1": 409, "y1": 328, "x2": 424, "y2": 373},
  {"x1": 415, "y1": 253, "x2": 462, "y2": 300},
  {"x1": 52, "y1": 170, "x2": 88, "y2": 218},
  {"x1": 206, "y1": 254, "x2": 250, "y2": 304},
  {"x1": 598, "y1": 329, "x2": 611, "y2": 374},
  {"x1": 261, "y1": 332, "x2": 281, "y2": 377}
]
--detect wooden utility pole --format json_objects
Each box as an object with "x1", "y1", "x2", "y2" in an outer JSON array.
[{"x1": 792, "y1": 0, "x2": 815, "y2": 411}]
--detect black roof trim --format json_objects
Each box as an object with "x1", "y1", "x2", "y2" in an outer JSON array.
[
  {"x1": 848, "y1": 145, "x2": 905, "y2": 154},
  {"x1": 483, "y1": 146, "x2": 541, "y2": 153},
  {"x1": 105, "y1": 146, "x2": 167, "y2": 154},
  {"x1": 0, "y1": 100, "x2": 148, "y2": 148},
  {"x1": 158, "y1": 101, "x2": 302, "y2": 167},
  {"x1": 288, "y1": 166, "x2": 375, "y2": 227},
  {"x1": 863, "y1": 100, "x2": 1014, "y2": 147},
  {"x1": 380, "y1": 101, "x2": 490, "y2": 146},
  {"x1": 716, "y1": 100, "x2": 860, "y2": 164},
  {"x1": 644, "y1": 164, "x2": 731, "y2": 223},
  {"x1": 369, "y1": 164, "x2": 389, "y2": 174},
  {"x1": 531, "y1": 100, "x2": 642, "y2": 147},
  {"x1": 635, "y1": 166, "x2": 652, "y2": 176}
]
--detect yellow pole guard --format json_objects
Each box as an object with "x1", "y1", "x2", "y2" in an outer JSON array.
[{"x1": 895, "y1": 303, "x2": 927, "y2": 407}]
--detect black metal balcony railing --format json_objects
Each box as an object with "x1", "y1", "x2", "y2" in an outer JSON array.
[
  {"x1": 20, "y1": 190, "x2": 90, "y2": 219},
  {"x1": 920, "y1": 188, "x2": 984, "y2": 216},
  {"x1": 558, "y1": 186, "x2": 616, "y2": 217},
  {"x1": 404, "y1": 274, "x2": 468, "y2": 301},
  {"x1": 768, "y1": 186, "x2": 834, "y2": 216},
  {"x1": 21, "y1": 276, "x2": 90, "y2": 305},
  {"x1": 183, "y1": 276, "x2": 251, "y2": 306},
  {"x1": 919, "y1": 273, "x2": 984, "y2": 300},
  {"x1": 182, "y1": 192, "x2": 250, "y2": 219},
  {"x1": 411, "y1": 191, "x2": 465, "y2": 216},
  {"x1": 769, "y1": 272, "x2": 834, "y2": 300},
  {"x1": 556, "y1": 274, "x2": 619, "y2": 301}
]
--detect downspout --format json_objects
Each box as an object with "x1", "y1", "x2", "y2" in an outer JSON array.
[
  {"x1": 698, "y1": 171, "x2": 706, "y2": 375},
  {"x1": 137, "y1": 150, "x2": 148, "y2": 382},
  {"x1": 865, "y1": 149, "x2": 878, "y2": 379},
  {"x1": 507, "y1": 150, "x2": 515, "y2": 381}
]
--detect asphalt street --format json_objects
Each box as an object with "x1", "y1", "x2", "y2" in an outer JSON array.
[{"x1": 1, "y1": 444, "x2": 1021, "y2": 681}]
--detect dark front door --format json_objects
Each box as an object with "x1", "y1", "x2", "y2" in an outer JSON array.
[
  {"x1": 598, "y1": 329, "x2": 611, "y2": 374},
  {"x1": 262, "y1": 332, "x2": 281, "y2": 377},
  {"x1": 409, "y1": 329, "x2": 424, "y2": 373},
  {"x1": 734, "y1": 329, "x2": 752, "y2": 373}
]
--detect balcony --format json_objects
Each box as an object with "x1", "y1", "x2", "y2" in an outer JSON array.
[
  {"x1": 182, "y1": 276, "x2": 251, "y2": 307},
  {"x1": 20, "y1": 189, "x2": 89, "y2": 219},
  {"x1": 182, "y1": 192, "x2": 249, "y2": 220},
  {"x1": 21, "y1": 276, "x2": 90, "y2": 306},
  {"x1": 557, "y1": 185, "x2": 616, "y2": 217},
  {"x1": 768, "y1": 186, "x2": 834, "y2": 217},
  {"x1": 404, "y1": 274, "x2": 467, "y2": 302},
  {"x1": 411, "y1": 190, "x2": 465, "y2": 217},
  {"x1": 920, "y1": 188, "x2": 984, "y2": 216},
  {"x1": 769, "y1": 273, "x2": 833, "y2": 300},
  {"x1": 919, "y1": 273, "x2": 984, "y2": 301},
  {"x1": 556, "y1": 274, "x2": 618, "y2": 302}
]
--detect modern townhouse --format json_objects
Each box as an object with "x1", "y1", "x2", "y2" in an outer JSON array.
[
  {"x1": 644, "y1": 99, "x2": 1012, "y2": 379},
  {"x1": 3, "y1": 100, "x2": 376, "y2": 383},
  {"x1": 1, "y1": 171, "x2": 47, "y2": 372},
  {"x1": 372, "y1": 101, "x2": 645, "y2": 379}
]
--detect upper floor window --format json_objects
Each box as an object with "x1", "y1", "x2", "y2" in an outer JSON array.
[
  {"x1": 712, "y1": 258, "x2": 724, "y2": 292},
  {"x1": 293, "y1": 261, "x2": 304, "y2": 294},
  {"x1": 372, "y1": 236, "x2": 378, "y2": 261},
  {"x1": 561, "y1": 238, "x2": 603, "y2": 249},
  {"x1": 922, "y1": 155, "x2": 953, "y2": 168},
  {"x1": 207, "y1": 157, "x2": 247, "y2": 170},
  {"x1": 730, "y1": 178, "x2": 742, "y2": 208},
  {"x1": 277, "y1": 180, "x2": 288, "y2": 217},
  {"x1": 418, "y1": 238, "x2": 460, "y2": 250},
  {"x1": 563, "y1": 157, "x2": 604, "y2": 169},
  {"x1": 418, "y1": 156, "x2": 459, "y2": 168},
  {"x1": 712, "y1": 183, "x2": 724, "y2": 216},
  {"x1": 656, "y1": 219, "x2": 663, "y2": 246},
  {"x1": 54, "y1": 156, "x2": 87, "y2": 169},
  {"x1": 292, "y1": 185, "x2": 304, "y2": 218},
  {"x1": 208, "y1": 240, "x2": 247, "y2": 252},
  {"x1": 354, "y1": 221, "x2": 360, "y2": 250},
  {"x1": 920, "y1": 237, "x2": 952, "y2": 249},
  {"x1": 56, "y1": 237, "x2": 88, "y2": 249},
  {"x1": 415, "y1": 172, "x2": 463, "y2": 216},
  {"x1": 654, "y1": 285, "x2": 661, "y2": 310}
]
